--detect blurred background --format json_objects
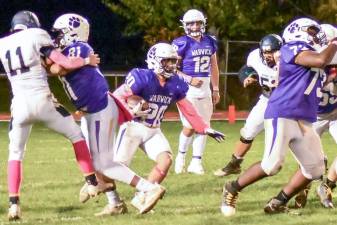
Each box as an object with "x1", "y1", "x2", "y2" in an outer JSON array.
[{"x1": 0, "y1": 0, "x2": 336, "y2": 113}]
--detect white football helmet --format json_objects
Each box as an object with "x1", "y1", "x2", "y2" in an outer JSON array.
[
  {"x1": 180, "y1": 9, "x2": 206, "y2": 37},
  {"x1": 321, "y1": 24, "x2": 337, "y2": 42},
  {"x1": 52, "y1": 13, "x2": 90, "y2": 49},
  {"x1": 282, "y1": 18, "x2": 326, "y2": 48},
  {"x1": 146, "y1": 43, "x2": 178, "y2": 78}
]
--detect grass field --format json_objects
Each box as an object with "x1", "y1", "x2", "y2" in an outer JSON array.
[{"x1": 0, "y1": 121, "x2": 337, "y2": 225}]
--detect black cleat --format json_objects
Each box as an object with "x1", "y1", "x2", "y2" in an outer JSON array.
[
  {"x1": 264, "y1": 198, "x2": 289, "y2": 214},
  {"x1": 294, "y1": 183, "x2": 311, "y2": 209},
  {"x1": 220, "y1": 183, "x2": 239, "y2": 216},
  {"x1": 214, "y1": 155, "x2": 243, "y2": 177}
]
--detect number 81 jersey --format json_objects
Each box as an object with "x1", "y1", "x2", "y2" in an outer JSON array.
[
  {"x1": 125, "y1": 68, "x2": 189, "y2": 127},
  {"x1": 0, "y1": 28, "x2": 53, "y2": 95}
]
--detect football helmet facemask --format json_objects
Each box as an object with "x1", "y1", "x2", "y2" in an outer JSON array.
[
  {"x1": 52, "y1": 13, "x2": 89, "y2": 49},
  {"x1": 259, "y1": 34, "x2": 283, "y2": 67},
  {"x1": 11, "y1": 10, "x2": 40, "y2": 31},
  {"x1": 181, "y1": 9, "x2": 206, "y2": 37},
  {"x1": 146, "y1": 43, "x2": 178, "y2": 78}
]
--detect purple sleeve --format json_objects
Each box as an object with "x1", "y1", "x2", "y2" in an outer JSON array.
[
  {"x1": 209, "y1": 35, "x2": 218, "y2": 53},
  {"x1": 125, "y1": 68, "x2": 144, "y2": 95},
  {"x1": 282, "y1": 42, "x2": 312, "y2": 63},
  {"x1": 172, "y1": 37, "x2": 188, "y2": 57},
  {"x1": 62, "y1": 43, "x2": 92, "y2": 58},
  {"x1": 175, "y1": 78, "x2": 189, "y2": 101}
]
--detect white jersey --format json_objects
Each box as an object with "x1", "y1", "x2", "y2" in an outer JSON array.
[
  {"x1": 247, "y1": 49, "x2": 278, "y2": 92},
  {"x1": 0, "y1": 28, "x2": 53, "y2": 96}
]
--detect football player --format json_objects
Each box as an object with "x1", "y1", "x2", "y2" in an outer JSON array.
[
  {"x1": 214, "y1": 34, "x2": 282, "y2": 177},
  {"x1": 172, "y1": 9, "x2": 220, "y2": 175},
  {"x1": 311, "y1": 24, "x2": 337, "y2": 209},
  {"x1": 50, "y1": 13, "x2": 167, "y2": 215},
  {"x1": 0, "y1": 10, "x2": 102, "y2": 221},
  {"x1": 112, "y1": 42, "x2": 225, "y2": 211},
  {"x1": 221, "y1": 18, "x2": 337, "y2": 216}
]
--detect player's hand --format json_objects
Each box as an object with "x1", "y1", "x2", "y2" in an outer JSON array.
[
  {"x1": 243, "y1": 76, "x2": 257, "y2": 88},
  {"x1": 190, "y1": 77, "x2": 203, "y2": 88},
  {"x1": 132, "y1": 100, "x2": 151, "y2": 117},
  {"x1": 86, "y1": 53, "x2": 100, "y2": 67},
  {"x1": 212, "y1": 90, "x2": 220, "y2": 105},
  {"x1": 205, "y1": 128, "x2": 225, "y2": 142}
]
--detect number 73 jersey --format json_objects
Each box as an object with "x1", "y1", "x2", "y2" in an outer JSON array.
[
  {"x1": 265, "y1": 42, "x2": 324, "y2": 123},
  {"x1": 125, "y1": 68, "x2": 189, "y2": 127},
  {"x1": 0, "y1": 28, "x2": 54, "y2": 95}
]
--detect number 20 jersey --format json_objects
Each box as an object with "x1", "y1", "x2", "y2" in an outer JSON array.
[
  {"x1": 0, "y1": 28, "x2": 53, "y2": 95},
  {"x1": 126, "y1": 68, "x2": 189, "y2": 127},
  {"x1": 265, "y1": 41, "x2": 323, "y2": 123}
]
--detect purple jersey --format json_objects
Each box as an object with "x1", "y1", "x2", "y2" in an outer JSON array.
[
  {"x1": 265, "y1": 42, "x2": 323, "y2": 122},
  {"x1": 317, "y1": 81, "x2": 337, "y2": 115},
  {"x1": 126, "y1": 68, "x2": 188, "y2": 127},
  {"x1": 60, "y1": 42, "x2": 109, "y2": 113},
  {"x1": 172, "y1": 35, "x2": 217, "y2": 77}
]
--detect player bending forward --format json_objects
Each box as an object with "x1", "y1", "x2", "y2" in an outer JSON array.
[{"x1": 113, "y1": 42, "x2": 225, "y2": 211}]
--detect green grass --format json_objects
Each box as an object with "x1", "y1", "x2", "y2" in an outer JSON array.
[{"x1": 0, "y1": 121, "x2": 337, "y2": 225}]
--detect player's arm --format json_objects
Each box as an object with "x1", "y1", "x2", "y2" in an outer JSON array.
[
  {"x1": 295, "y1": 41, "x2": 337, "y2": 68},
  {"x1": 176, "y1": 56, "x2": 203, "y2": 87},
  {"x1": 210, "y1": 53, "x2": 220, "y2": 104},
  {"x1": 40, "y1": 46, "x2": 100, "y2": 75},
  {"x1": 113, "y1": 83, "x2": 149, "y2": 117},
  {"x1": 176, "y1": 98, "x2": 225, "y2": 142}
]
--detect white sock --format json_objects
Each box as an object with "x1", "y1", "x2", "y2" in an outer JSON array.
[
  {"x1": 178, "y1": 131, "x2": 193, "y2": 155},
  {"x1": 192, "y1": 134, "x2": 207, "y2": 160},
  {"x1": 102, "y1": 162, "x2": 137, "y2": 184},
  {"x1": 106, "y1": 190, "x2": 121, "y2": 205},
  {"x1": 135, "y1": 178, "x2": 156, "y2": 192}
]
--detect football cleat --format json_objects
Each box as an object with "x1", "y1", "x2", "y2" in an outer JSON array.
[
  {"x1": 131, "y1": 184, "x2": 166, "y2": 214},
  {"x1": 187, "y1": 160, "x2": 205, "y2": 175},
  {"x1": 8, "y1": 204, "x2": 21, "y2": 221},
  {"x1": 79, "y1": 182, "x2": 114, "y2": 203},
  {"x1": 264, "y1": 198, "x2": 289, "y2": 214},
  {"x1": 94, "y1": 201, "x2": 128, "y2": 216},
  {"x1": 316, "y1": 182, "x2": 334, "y2": 208},
  {"x1": 220, "y1": 183, "x2": 239, "y2": 217},
  {"x1": 214, "y1": 155, "x2": 243, "y2": 177},
  {"x1": 174, "y1": 154, "x2": 186, "y2": 174},
  {"x1": 294, "y1": 184, "x2": 311, "y2": 209}
]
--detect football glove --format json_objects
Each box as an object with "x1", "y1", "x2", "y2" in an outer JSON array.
[{"x1": 205, "y1": 128, "x2": 225, "y2": 142}]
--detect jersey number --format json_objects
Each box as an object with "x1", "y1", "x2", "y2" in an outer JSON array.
[
  {"x1": 193, "y1": 56, "x2": 210, "y2": 73},
  {"x1": 147, "y1": 103, "x2": 168, "y2": 126},
  {"x1": 5, "y1": 47, "x2": 30, "y2": 76}
]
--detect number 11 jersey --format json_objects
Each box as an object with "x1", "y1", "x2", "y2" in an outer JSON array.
[{"x1": 0, "y1": 28, "x2": 53, "y2": 95}]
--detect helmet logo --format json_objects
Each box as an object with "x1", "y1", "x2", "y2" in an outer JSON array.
[
  {"x1": 288, "y1": 23, "x2": 299, "y2": 33},
  {"x1": 69, "y1": 17, "x2": 81, "y2": 29}
]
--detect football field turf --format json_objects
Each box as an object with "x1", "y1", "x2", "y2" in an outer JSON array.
[{"x1": 0, "y1": 121, "x2": 336, "y2": 225}]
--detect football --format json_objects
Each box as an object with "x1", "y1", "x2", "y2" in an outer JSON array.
[{"x1": 126, "y1": 95, "x2": 149, "y2": 111}]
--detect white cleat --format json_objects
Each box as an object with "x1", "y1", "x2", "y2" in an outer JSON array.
[
  {"x1": 131, "y1": 184, "x2": 166, "y2": 214},
  {"x1": 174, "y1": 154, "x2": 186, "y2": 174},
  {"x1": 221, "y1": 205, "x2": 236, "y2": 217},
  {"x1": 94, "y1": 201, "x2": 128, "y2": 216},
  {"x1": 8, "y1": 204, "x2": 21, "y2": 221},
  {"x1": 187, "y1": 160, "x2": 205, "y2": 175},
  {"x1": 79, "y1": 182, "x2": 113, "y2": 203}
]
